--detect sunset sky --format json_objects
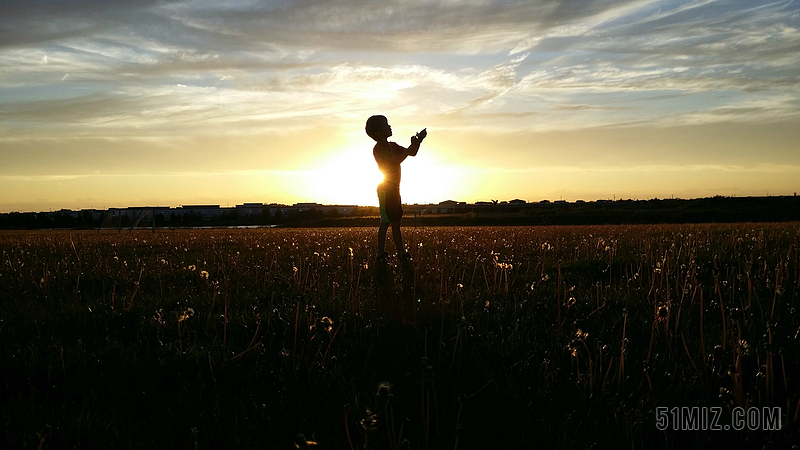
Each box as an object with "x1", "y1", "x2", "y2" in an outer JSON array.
[{"x1": 2, "y1": 0, "x2": 799, "y2": 212}]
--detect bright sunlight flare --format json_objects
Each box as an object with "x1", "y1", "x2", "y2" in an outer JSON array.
[
  {"x1": 310, "y1": 145, "x2": 384, "y2": 206},
  {"x1": 309, "y1": 141, "x2": 459, "y2": 206}
]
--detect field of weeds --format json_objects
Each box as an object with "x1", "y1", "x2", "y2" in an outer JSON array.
[{"x1": 1, "y1": 224, "x2": 799, "y2": 449}]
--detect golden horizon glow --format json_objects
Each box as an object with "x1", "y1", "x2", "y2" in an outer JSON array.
[
  {"x1": 308, "y1": 143, "x2": 384, "y2": 206},
  {"x1": 305, "y1": 138, "x2": 465, "y2": 206}
]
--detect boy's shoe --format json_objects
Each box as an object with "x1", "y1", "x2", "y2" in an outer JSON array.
[{"x1": 376, "y1": 252, "x2": 389, "y2": 264}]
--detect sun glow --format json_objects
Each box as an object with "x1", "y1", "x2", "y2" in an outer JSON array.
[
  {"x1": 398, "y1": 151, "x2": 457, "y2": 204},
  {"x1": 309, "y1": 140, "x2": 459, "y2": 206},
  {"x1": 309, "y1": 145, "x2": 384, "y2": 206}
]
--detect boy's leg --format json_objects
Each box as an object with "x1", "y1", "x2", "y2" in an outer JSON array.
[
  {"x1": 377, "y1": 186, "x2": 391, "y2": 261},
  {"x1": 378, "y1": 221, "x2": 390, "y2": 255},
  {"x1": 391, "y1": 222, "x2": 405, "y2": 255}
]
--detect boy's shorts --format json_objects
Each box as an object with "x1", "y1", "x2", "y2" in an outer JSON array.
[{"x1": 377, "y1": 184, "x2": 403, "y2": 223}]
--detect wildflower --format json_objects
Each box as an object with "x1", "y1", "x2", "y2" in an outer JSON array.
[
  {"x1": 178, "y1": 308, "x2": 194, "y2": 323},
  {"x1": 739, "y1": 340, "x2": 751, "y2": 357},
  {"x1": 199, "y1": 270, "x2": 209, "y2": 279},
  {"x1": 657, "y1": 305, "x2": 669, "y2": 322},
  {"x1": 360, "y1": 409, "x2": 378, "y2": 433},
  {"x1": 294, "y1": 433, "x2": 319, "y2": 449},
  {"x1": 154, "y1": 309, "x2": 165, "y2": 326},
  {"x1": 567, "y1": 344, "x2": 578, "y2": 357},
  {"x1": 319, "y1": 316, "x2": 334, "y2": 333},
  {"x1": 188, "y1": 264, "x2": 196, "y2": 271},
  {"x1": 755, "y1": 365, "x2": 766, "y2": 382},
  {"x1": 376, "y1": 381, "x2": 392, "y2": 399}
]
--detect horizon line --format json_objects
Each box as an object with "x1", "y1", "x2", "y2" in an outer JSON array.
[{"x1": 4, "y1": 193, "x2": 798, "y2": 215}]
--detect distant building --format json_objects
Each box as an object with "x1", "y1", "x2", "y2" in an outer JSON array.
[
  {"x1": 80, "y1": 209, "x2": 103, "y2": 221},
  {"x1": 437, "y1": 200, "x2": 460, "y2": 214},
  {"x1": 60, "y1": 209, "x2": 80, "y2": 219},
  {"x1": 293, "y1": 203, "x2": 323, "y2": 212},
  {"x1": 322, "y1": 205, "x2": 357, "y2": 216},
  {"x1": 178, "y1": 205, "x2": 222, "y2": 220},
  {"x1": 236, "y1": 203, "x2": 266, "y2": 217}
]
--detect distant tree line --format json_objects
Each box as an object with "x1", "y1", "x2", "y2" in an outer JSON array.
[
  {"x1": 1, "y1": 197, "x2": 797, "y2": 229},
  {"x1": 0, "y1": 205, "x2": 381, "y2": 230}
]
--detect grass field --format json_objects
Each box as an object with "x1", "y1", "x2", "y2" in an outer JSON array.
[{"x1": 2, "y1": 224, "x2": 799, "y2": 449}]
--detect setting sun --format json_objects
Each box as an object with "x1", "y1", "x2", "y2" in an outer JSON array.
[
  {"x1": 308, "y1": 139, "x2": 462, "y2": 206},
  {"x1": 397, "y1": 151, "x2": 460, "y2": 204},
  {"x1": 309, "y1": 145, "x2": 384, "y2": 206}
]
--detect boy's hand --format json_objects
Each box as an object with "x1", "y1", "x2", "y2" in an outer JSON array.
[{"x1": 411, "y1": 128, "x2": 427, "y2": 145}]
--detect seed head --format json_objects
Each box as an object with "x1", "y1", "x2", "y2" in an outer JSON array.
[
  {"x1": 376, "y1": 381, "x2": 392, "y2": 399},
  {"x1": 320, "y1": 316, "x2": 334, "y2": 333},
  {"x1": 360, "y1": 409, "x2": 378, "y2": 433},
  {"x1": 657, "y1": 305, "x2": 669, "y2": 322}
]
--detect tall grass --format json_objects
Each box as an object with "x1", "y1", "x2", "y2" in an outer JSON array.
[{"x1": 1, "y1": 224, "x2": 798, "y2": 449}]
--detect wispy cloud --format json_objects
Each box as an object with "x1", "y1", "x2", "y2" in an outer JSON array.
[{"x1": 3, "y1": 0, "x2": 798, "y2": 133}]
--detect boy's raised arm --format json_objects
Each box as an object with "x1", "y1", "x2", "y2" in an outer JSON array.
[
  {"x1": 377, "y1": 143, "x2": 411, "y2": 165},
  {"x1": 408, "y1": 128, "x2": 426, "y2": 156},
  {"x1": 376, "y1": 129, "x2": 426, "y2": 164}
]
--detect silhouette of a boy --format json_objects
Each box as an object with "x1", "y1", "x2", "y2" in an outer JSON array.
[{"x1": 365, "y1": 115, "x2": 426, "y2": 263}]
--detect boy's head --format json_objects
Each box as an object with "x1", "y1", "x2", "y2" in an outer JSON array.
[{"x1": 365, "y1": 115, "x2": 391, "y2": 142}]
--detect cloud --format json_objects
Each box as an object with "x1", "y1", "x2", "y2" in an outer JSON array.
[
  {"x1": 0, "y1": 0, "x2": 175, "y2": 48},
  {"x1": 1, "y1": 0, "x2": 653, "y2": 53},
  {"x1": 0, "y1": 168, "x2": 305, "y2": 182},
  {"x1": 1, "y1": 49, "x2": 538, "y2": 136}
]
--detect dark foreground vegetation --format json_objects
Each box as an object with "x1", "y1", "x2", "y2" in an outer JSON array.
[{"x1": 1, "y1": 224, "x2": 799, "y2": 449}]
